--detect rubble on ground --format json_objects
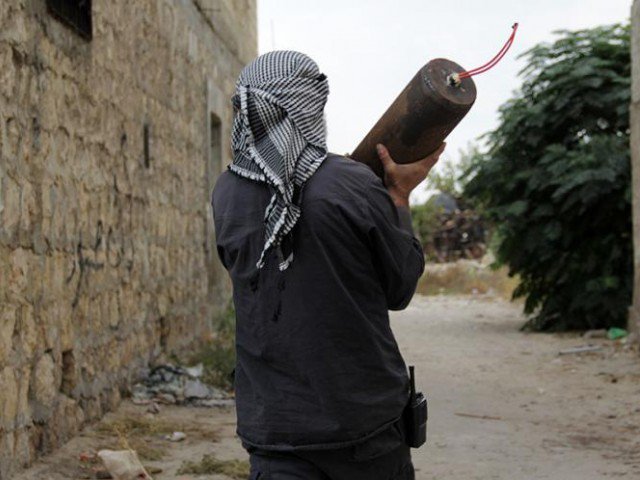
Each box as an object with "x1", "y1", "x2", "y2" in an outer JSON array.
[
  {"x1": 97, "y1": 450, "x2": 152, "y2": 480},
  {"x1": 131, "y1": 364, "x2": 234, "y2": 407}
]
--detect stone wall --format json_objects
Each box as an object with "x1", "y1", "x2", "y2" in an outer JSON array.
[
  {"x1": 0, "y1": 0, "x2": 256, "y2": 476},
  {"x1": 631, "y1": 0, "x2": 640, "y2": 337}
]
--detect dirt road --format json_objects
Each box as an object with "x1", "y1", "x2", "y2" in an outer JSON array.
[
  {"x1": 17, "y1": 295, "x2": 640, "y2": 479},
  {"x1": 397, "y1": 296, "x2": 640, "y2": 479}
]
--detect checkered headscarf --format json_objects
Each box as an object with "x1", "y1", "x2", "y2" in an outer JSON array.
[{"x1": 230, "y1": 51, "x2": 329, "y2": 271}]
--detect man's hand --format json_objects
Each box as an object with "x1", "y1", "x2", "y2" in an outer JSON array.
[{"x1": 376, "y1": 143, "x2": 446, "y2": 208}]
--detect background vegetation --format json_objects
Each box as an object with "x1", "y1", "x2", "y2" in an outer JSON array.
[
  {"x1": 188, "y1": 304, "x2": 237, "y2": 390},
  {"x1": 461, "y1": 23, "x2": 632, "y2": 331}
]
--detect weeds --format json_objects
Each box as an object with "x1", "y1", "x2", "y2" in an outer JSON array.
[
  {"x1": 416, "y1": 260, "x2": 518, "y2": 300},
  {"x1": 177, "y1": 454, "x2": 250, "y2": 478},
  {"x1": 96, "y1": 415, "x2": 180, "y2": 438},
  {"x1": 94, "y1": 415, "x2": 182, "y2": 461},
  {"x1": 188, "y1": 304, "x2": 236, "y2": 390}
]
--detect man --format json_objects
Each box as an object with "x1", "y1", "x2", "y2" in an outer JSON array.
[{"x1": 212, "y1": 51, "x2": 444, "y2": 480}]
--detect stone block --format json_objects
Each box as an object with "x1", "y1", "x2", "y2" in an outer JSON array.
[
  {"x1": 15, "y1": 365, "x2": 31, "y2": 429},
  {"x1": 0, "y1": 432, "x2": 15, "y2": 479},
  {"x1": 30, "y1": 353, "x2": 58, "y2": 409},
  {"x1": 0, "y1": 366, "x2": 18, "y2": 431},
  {"x1": 15, "y1": 303, "x2": 39, "y2": 361},
  {"x1": 1, "y1": 174, "x2": 21, "y2": 238},
  {"x1": 17, "y1": 178, "x2": 35, "y2": 237},
  {"x1": 38, "y1": 76, "x2": 60, "y2": 132},
  {"x1": 0, "y1": 44, "x2": 16, "y2": 101},
  {"x1": 13, "y1": 427, "x2": 33, "y2": 468},
  {"x1": 0, "y1": 5, "x2": 28, "y2": 45},
  {"x1": 0, "y1": 306, "x2": 16, "y2": 366}
]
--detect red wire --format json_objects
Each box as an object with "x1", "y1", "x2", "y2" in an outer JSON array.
[
  {"x1": 458, "y1": 23, "x2": 519, "y2": 79},
  {"x1": 460, "y1": 40, "x2": 512, "y2": 77},
  {"x1": 461, "y1": 36, "x2": 512, "y2": 77},
  {"x1": 461, "y1": 39, "x2": 512, "y2": 77}
]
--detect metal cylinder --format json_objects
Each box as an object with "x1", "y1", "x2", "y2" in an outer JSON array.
[{"x1": 351, "y1": 58, "x2": 477, "y2": 179}]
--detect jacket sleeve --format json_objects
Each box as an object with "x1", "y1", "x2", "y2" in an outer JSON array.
[{"x1": 363, "y1": 177, "x2": 425, "y2": 311}]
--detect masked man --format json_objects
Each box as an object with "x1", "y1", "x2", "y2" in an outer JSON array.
[{"x1": 212, "y1": 51, "x2": 444, "y2": 480}]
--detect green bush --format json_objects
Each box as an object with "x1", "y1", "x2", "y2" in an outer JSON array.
[
  {"x1": 189, "y1": 304, "x2": 236, "y2": 390},
  {"x1": 463, "y1": 24, "x2": 633, "y2": 331},
  {"x1": 411, "y1": 200, "x2": 444, "y2": 251}
]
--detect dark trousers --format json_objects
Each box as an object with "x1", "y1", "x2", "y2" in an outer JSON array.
[{"x1": 247, "y1": 443, "x2": 414, "y2": 480}]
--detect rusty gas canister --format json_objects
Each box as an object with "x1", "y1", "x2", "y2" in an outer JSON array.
[{"x1": 351, "y1": 58, "x2": 477, "y2": 179}]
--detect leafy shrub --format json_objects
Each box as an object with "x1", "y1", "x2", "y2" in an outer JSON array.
[
  {"x1": 463, "y1": 24, "x2": 633, "y2": 331},
  {"x1": 411, "y1": 199, "x2": 444, "y2": 251}
]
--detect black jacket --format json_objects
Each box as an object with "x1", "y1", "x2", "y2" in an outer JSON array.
[{"x1": 212, "y1": 154, "x2": 425, "y2": 450}]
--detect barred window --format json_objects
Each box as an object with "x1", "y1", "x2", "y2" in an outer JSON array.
[{"x1": 46, "y1": 0, "x2": 92, "y2": 40}]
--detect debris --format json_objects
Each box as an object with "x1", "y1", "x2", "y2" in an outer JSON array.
[
  {"x1": 177, "y1": 454, "x2": 250, "y2": 478},
  {"x1": 131, "y1": 364, "x2": 234, "y2": 408},
  {"x1": 184, "y1": 364, "x2": 204, "y2": 378},
  {"x1": 184, "y1": 379, "x2": 211, "y2": 399},
  {"x1": 583, "y1": 329, "x2": 607, "y2": 339},
  {"x1": 97, "y1": 449, "x2": 153, "y2": 480},
  {"x1": 624, "y1": 332, "x2": 638, "y2": 346},
  {"x1": 607, "y1": 328, "x2": 628, "y2": 340},
  {"x1": 154, "y1": 393, "x2": 177, "y2": 405},
  {"x1": 146, "y1": 402, "x2": 160, "y2": 415},
  {"x1": 79, "y1": 451, "x2": 96, "y2": 463},
  {"x1": 454, "y1": 412, "x2": 502, "y2": 421},
  {"x1": 164, "y1": 431, "x2": 186, "y2": 442},
  {"x1": 194, "y1": 398, "x2": 236, "y2": 407},
  {"x1": 423, "y1": 196, "x2": 487, "y2": 263},
  {"x1": 558, "y1": 345, "x2": 604, "y2": 355}
]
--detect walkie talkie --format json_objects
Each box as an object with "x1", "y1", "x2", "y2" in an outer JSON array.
[{"x1": 403, "y1": 365, "x2": 428, "y2": 448}]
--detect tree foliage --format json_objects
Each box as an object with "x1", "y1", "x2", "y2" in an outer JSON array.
[
  {"x1": 463, "y1": 24, "x2": 632, "y2": 331},
  {"x1": 411, "y1": 199, "x2": 444, "y2": 254},
  {"x1": 425, "y1": 144, "x2": 479, "y2": 198},
  {"x1": 413, "y1": 145, "x2": 481, "y2": 248}
]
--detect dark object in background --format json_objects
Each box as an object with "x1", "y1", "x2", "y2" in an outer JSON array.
[
  {"x1": 351, "y1": 58, "x2": 476, "y2": 179},
  {"x1": 431, "y1": 204, "x2": 486, "y2": 263},
  {"x1": 431, "y1": 192, "x2": 459, "y2": 215},
  {"x1": 46, "y1": 0, "x2": 93, "y2": 40},
  {"x1": 403, "y1": 365, "x2": 428, "y2": 448}
]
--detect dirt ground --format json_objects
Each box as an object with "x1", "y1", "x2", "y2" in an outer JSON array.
[{"x1": 16, "y1": 295, "x2": 640, "y2": 480}]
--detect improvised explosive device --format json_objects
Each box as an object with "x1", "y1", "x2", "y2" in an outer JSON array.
[{"x1": 351, "y1": 24, "x2": 518, "y2": 180}]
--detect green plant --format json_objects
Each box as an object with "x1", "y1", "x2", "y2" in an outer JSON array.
[
  {"x1": 189, "y1": 304, "x2": 236, "y2": 390},
  {"x1": 425, "y1": 143, "x2": 479, "y2": 197},
  {"x1": 415, "y1": 261, "x2": 518, "y2": 299},
  {"x1": 463, "y1": 23, "x2": 632, "y2": 331},
  {"x1": 410, "y1": 200, "x2": 443, "y2": 252},
  {"x1": 177, "y1": 454, "x2": 250, "y2": 478}
]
